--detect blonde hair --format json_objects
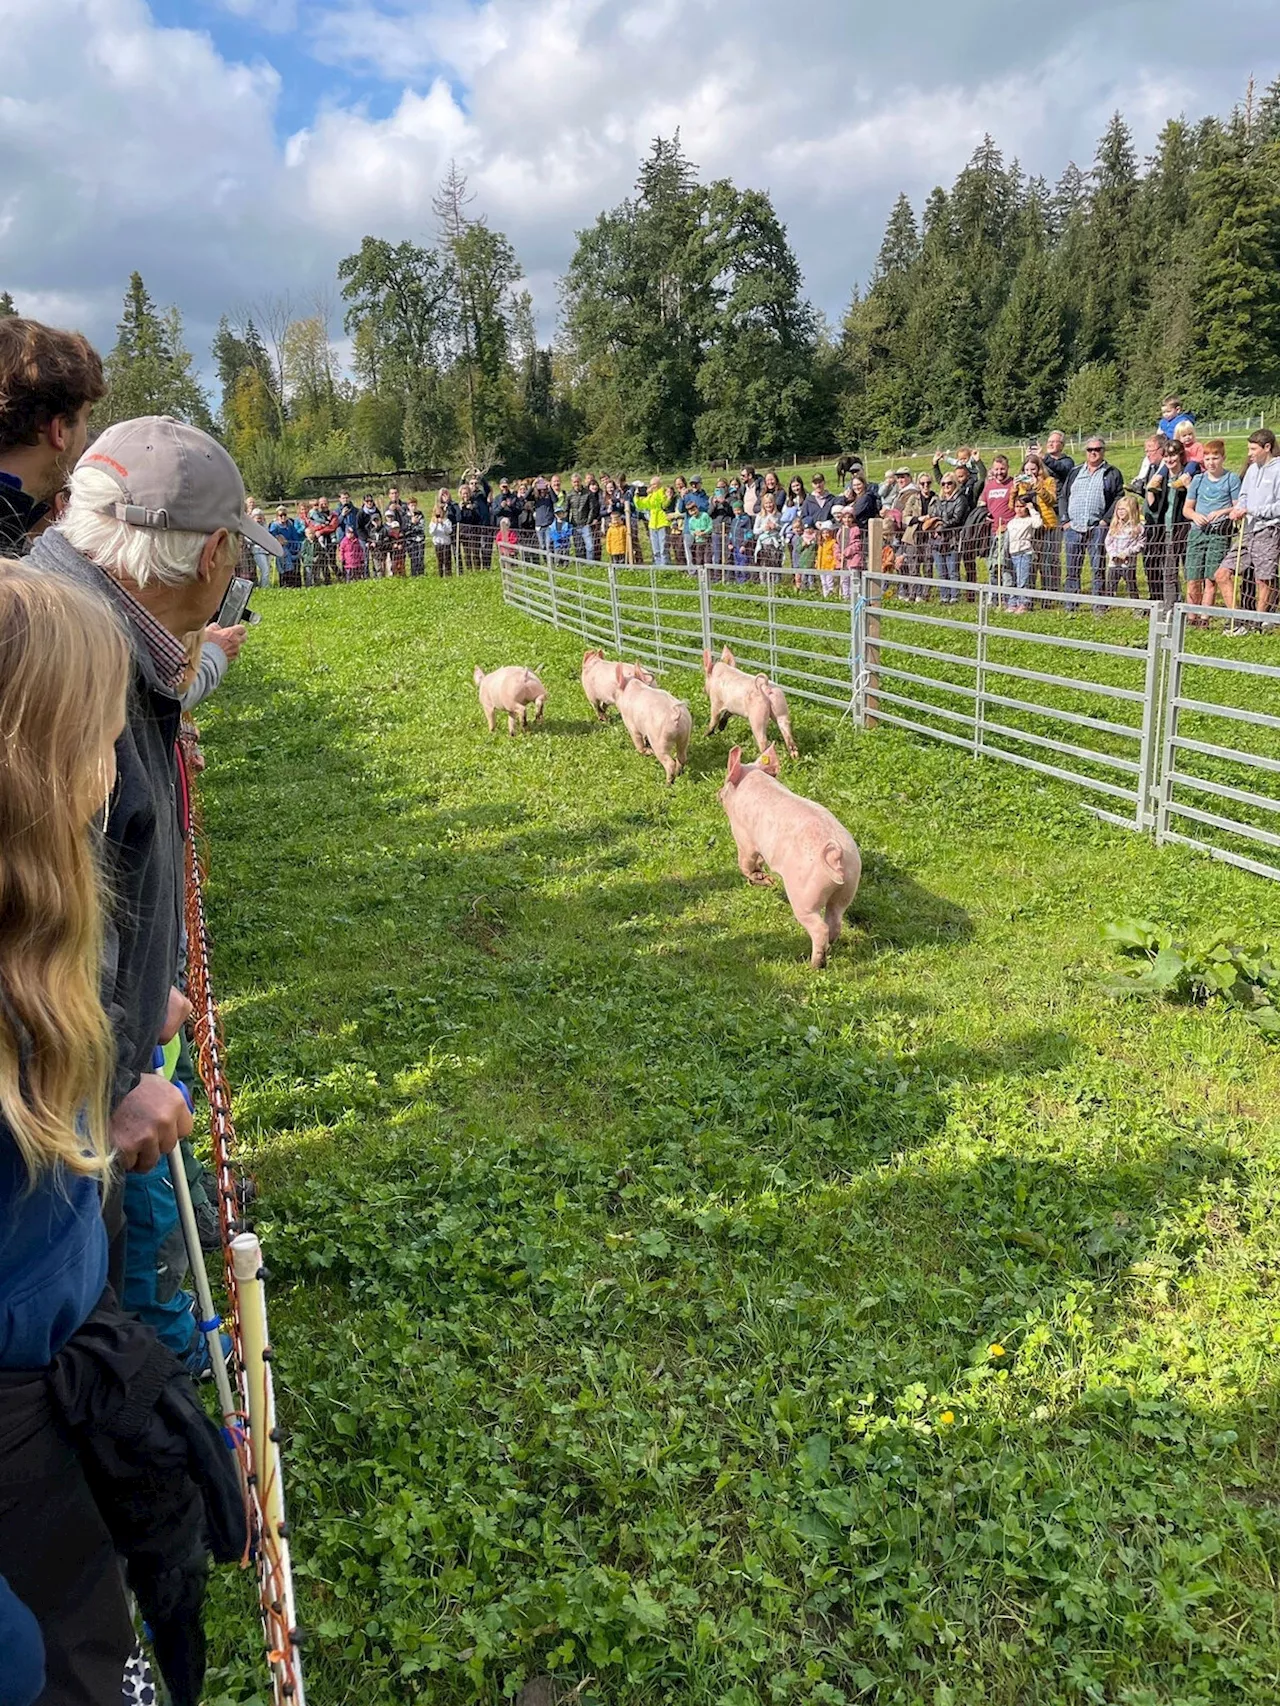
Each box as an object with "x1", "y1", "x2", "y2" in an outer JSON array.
[
  {"x1": 1110, "y1": 493, "x2": 1142, "y2": 532},
  {"x1": 0, "y1": 564, "x2": 129, "y2": 1182}
]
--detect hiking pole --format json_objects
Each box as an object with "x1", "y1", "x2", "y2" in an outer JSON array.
[
  {"x1": 168, "y1": 1099, "x2": 240, "y2": 1444},
  {"x1": 1230, "y1": 524, "x2": 1246, "y2": 622}
]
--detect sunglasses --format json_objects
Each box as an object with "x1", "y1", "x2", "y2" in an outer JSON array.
[{"x1": 1086, "y1": 445, "x2": 1104, "y2": 453}]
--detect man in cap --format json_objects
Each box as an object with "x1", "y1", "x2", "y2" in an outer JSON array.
[{"x1": 30, "y1": 416, "x2": 280, "y2": 1181}]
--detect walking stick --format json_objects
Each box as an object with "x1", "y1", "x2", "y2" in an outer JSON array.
[
  {"x1": 1230, "y1": 524, "x2": 1246, "y2": 619},
  {"x1": 168, "y1": 1138, "x2": 240, "y2": 1446}
]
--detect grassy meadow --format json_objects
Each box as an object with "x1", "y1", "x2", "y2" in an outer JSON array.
[{"x1": 200, "y1": 571, "x2": 1280, "y2": 1706}]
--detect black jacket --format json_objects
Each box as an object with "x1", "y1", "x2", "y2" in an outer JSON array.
[
  {"x1": 566, "y1": 487, "x2": 599, "y2": 527},
  {"x1": 1043, "y1": 451, "x2": 1075, "y2": 486},
  {"x1": 928, "y1": 490, "x2": 973, "y2": 539},
  {"x1": 1058, "y1": 461, "x2": 1125, "y2": 527},
  {"x1": 29, "y1": 530, "x2": 183, "y2": 1109},
  {"x1": 0, "y1": 480, "x2": 45, "y2": 555}
]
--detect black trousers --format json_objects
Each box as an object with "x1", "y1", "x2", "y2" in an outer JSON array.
[{"x1": 0, "y1": 1373, "x2": 133, "y2": 1706}]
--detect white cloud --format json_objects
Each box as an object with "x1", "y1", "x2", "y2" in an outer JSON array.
[{"x1": 1, "y1": 0, "x2": 1270, "y2": 382}]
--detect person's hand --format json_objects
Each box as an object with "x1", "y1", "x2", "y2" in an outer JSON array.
[
  {"x1": 110, "y1": 1073, "x2": 193, "y2": 1172},
  {"x1": 159, "y1": 985, "x2": 192, "y2": 1045},
  {"x1": 1229, "y1": 503, "x2": 1247, "y2": 522},
  {"x1": 206, "y1": 622, "x2": 247, "y2": 661}
]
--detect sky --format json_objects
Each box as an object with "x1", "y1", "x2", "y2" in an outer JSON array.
[{"x1": 3, "y1": 0, "x2": 1274, "y2": 388}]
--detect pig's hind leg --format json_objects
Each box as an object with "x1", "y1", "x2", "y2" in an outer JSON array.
[{"x1": 796, "y1": 908, "x2": 832, "y2": 970}]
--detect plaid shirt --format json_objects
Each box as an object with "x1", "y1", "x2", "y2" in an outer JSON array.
[{"x1": 89, "y1": 560, "x2": 188, "y2": 693}]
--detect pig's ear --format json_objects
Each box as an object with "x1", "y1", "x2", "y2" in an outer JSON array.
[
  {"x1": 614, "y1": 662, "x2": 627, "y2": 687},
  {"x1": 722, "y1": 644, "x2": 735, "y2": 664},
  {"x1": 702, "y1": 648, "x2": 713, "y2": 672},
  {"x1": 759, "y1": 743, "x2": 780, "y2": 777},
  {"x1": 473, "y1": 665, "x2": 485, "y2": 685},
  {"x1": 583, "y1": 648, "x2": 599, "y2": 665},
  {"x1": 726, "y1": 746, "x2": 745, "y2": 787}
]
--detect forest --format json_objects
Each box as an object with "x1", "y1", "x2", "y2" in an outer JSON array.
[{"x1": 12, "y1": 76, "x2": 1278, "y2": 486}]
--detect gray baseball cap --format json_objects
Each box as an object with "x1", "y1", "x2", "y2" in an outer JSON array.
[{"x1": 80, "y1": 416, "x2": 282, "y2": 556}]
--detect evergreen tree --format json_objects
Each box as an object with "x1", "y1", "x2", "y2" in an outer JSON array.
[
  {"x1": 983, "y1": 247, "x2": 1066, "y2": 433},
  {"x1": 99, "y1": 272, "x2": 211, "y2": 428},
  {"x1": 0, "y1": 292, "x2": 16, "y2": 318},
  {"x1": 1187, "y1": 136, "x2": 1280, "y2": 398}
]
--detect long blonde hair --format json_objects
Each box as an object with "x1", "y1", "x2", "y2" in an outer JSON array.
[{"x1": 0, "y1": 564, "x2": 129, "y2": 1182}]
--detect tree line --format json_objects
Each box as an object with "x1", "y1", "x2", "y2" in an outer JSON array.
[{"x1": 10, "y1": 75, "x2": 1278, "y2": 486}]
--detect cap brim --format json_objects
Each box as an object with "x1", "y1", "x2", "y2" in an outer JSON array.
[{"x1": 240, "y1": 515, "x2": 283, "y2": 557}]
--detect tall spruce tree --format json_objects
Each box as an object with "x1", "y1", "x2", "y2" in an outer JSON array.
[{"x1": 99, "y1": 273, "x2": 211, "y2": 428}]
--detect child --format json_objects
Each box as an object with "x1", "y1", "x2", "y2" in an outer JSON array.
[
  {"x1": 1004, "y1": 493, "x2": 1043, "y2": 612},
  {"x1": 796, "y1": 523, "x2": 818, "y2": 592},
  {"x1": 338, "y1": 526, "x2": 367, "y2": 583},
  {"x1": 547, "y1": 516, "x2": 573, "y2": 557},
  {"x1": 835, "y1": 505, "x2": 863, "y2": 601},
  {"x1": 686, "y1": 503, "x2": 713, "y2": 567},
  {"x1": 605, "y1": 511, "x2": 629, "y2": 564},
  {"x1": 730, "y1": 500, "x2": 754, "y2": 581},
  {"x1": 817, "y1": 519, "x2": 838, "y2": 598},
  {"x1": 1104, "y1": 493, "x2": 1144, "y2": 604},
  {"x1": 495, "y1": 518, "x2": 519, "y2": 563},
  {"x1": 754, "y1": 502, "x2": 785, "y2": 582}
]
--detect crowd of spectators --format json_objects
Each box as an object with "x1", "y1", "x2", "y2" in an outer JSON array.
[{"x1": 242, "y1": 395, "x2": 1280, "y2": 629}]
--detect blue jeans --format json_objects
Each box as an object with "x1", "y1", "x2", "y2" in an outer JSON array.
[
  {"x1": 253, "y1": 546, "x2": 273, "y2": 590},
  {"x1": 1064, "y1": 524, "x2": 1107, "y2": 608},
  {"x1": 933, "y1": 547, "x2": 960, "y2": 603},
  {"x1": 648, "y1": 525, "x2": 667, "y2": 565},
  {"x1": 1010, "y1": 552, "x2": 1033, "y2": 605},
  {"x1": 536, "y1": 524, "x2": 552, "y2": 554},
  {"x1": 576, "y1": 524, "x2": 595, "y2": 560}
]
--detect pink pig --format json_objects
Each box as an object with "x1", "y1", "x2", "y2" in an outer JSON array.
[
  {"x1": 581, "y1": 648, "x2": 655, "y2": 721},
  {"x1": 474, "y1": 664, "x2": 547, "y2": 736},
  {"x1": 703, "y1": 645, "x2": 800, "y2": 759},
  {"x1": 718, "y1": 744, "x2": 860, "y2": 968},
  {"x1": 615, "y1": 668, "x2": 692, "y2": 785}
]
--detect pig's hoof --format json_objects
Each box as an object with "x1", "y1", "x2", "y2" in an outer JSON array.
[{"x1": 748, "y1": 872, "x2": 773, "y2": 887}]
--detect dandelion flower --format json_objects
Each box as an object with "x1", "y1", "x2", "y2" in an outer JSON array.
[
  {"x1": 988, "y1": 1343, "x2": 1006, "y2": 1358},
  {"x1": 939, "y1": 1411, "x2": 955, "y2": 1426}
]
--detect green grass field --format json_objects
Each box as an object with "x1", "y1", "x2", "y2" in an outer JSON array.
[{"x1": 201, "y1": 573, "x2": 1280, "y2": 1706}]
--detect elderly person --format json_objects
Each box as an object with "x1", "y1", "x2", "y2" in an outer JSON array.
[{"x1": 31, "y1": 418, "x2": 278, "y2": 1182}]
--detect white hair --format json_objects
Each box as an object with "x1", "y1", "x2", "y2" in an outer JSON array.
[{"x1": 59, "y1": 463, "x2": 226, "y2": 589}]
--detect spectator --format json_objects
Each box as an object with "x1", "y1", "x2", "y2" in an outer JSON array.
[
  {"x1": 1229, "y1": 427, "x2": 1280, "y2": 619},
  {"x1": 0, "y1": 564, "x2": 145, "y2": 1705},
  {"x1": 782, "y1": 476, "x2": 805, "y2": 572},
  {"x1": 1150, "y1": 437, "x2": 1197, "y2": 609},
  {"x1": 249, "y1": 508, "x2": 274, "y2": 589},
  {"x1": 709, "y1": 479, "x2": 734, "y2": 575},
  {"x1": 338, "y1": 524, "x2": 367, "y2": 582},
  {"x1": 979, "y1": 454, "x2": 1017, "y2": 599},
  {"x1": 495, "y1": 514, "x2": 519, "y2": 564},
  {"x1": 1104, "y1": 494, "x2": 1145, "y2": 602},
  {"x1": 1003, "y1": 491, "x2": 1042, "y2": 613},
  {"x1": 1184, "y1": 439, "x2": 1242, "y2": 625},
  {"x1": 801, "y1": 471, "x2": 838, "y2": 528},
  {"x1": 760, "y1": 468, "x2": 785, "y2": 511},
  {"x1": 550, "y1": 473, "x2": 567, "y2": 522},
  {"x1": 531, "y1": 477, "x2": 558, "y2": 554},
  {"x1": 430, "y1": 488, "x2": 456, "y2": 576},
  {"x1": 585, "y1": 475, "x2": 605, "y2": 558},
  {"x1": 405, "y1": 498, "x2": 426, "y2": 576},
  {"x1": 877, "y1": 468, "x2": 900, "y2": 512},
  {"x1": 565, "y1": 473, "x2": 598, "y2": 561},
  {"x1": 547, "y1": 513, "x2": 573, "y2": 557},
  {"x1": 927, "y1": 470, "x2": 972, "y2": 605},
  {"x1": 459, "y1": 480, "x2": 493, "y2": 573},
  {"x1": 816, "y1": 519, "x2": 838, "y2": 598},
  {"x1": 901, "y1": 472, "x2": 931, "y2": 601},
  {"x1": 847, "y1": 471, "x2": 880, "y2": 537},
  {"x1": 308, "y1": 496, "x2": 340, "y2": 584},
  {"x1": 605, "y1": 510, "x2": 629, "y2": 564},
  {"x1": 1058, "y1": 436, "x2": 1123, "y2": 612},
  {"x1": 0, "y1": 318, "x2": 105, "y2": 555},
  {"x1": 834, "y1": 504, "x2": 862, "y2": 600},
  {"x1": 1174, "y1": 419, "x2": 1207, "y2": 468},
  {"x1": 1134, "y1": 432, "x2": 1171, "y2": 488},
  {"x1": 495, "y1": 478, "x2": 521, "y2": 526},
  {"x1": 754, "y1": 492, "x2": 786, "y2": 580},
  {"x1": 1154, "y1": 394, "x2": 1195, "y2": 440},
  {"x1": 635, "y1": 476, "x2": 671, "y2": 566},
  {"x1": 686, "y1": 500, "x2": 713, "y2": 567},
  {"x1": 740, "y1": 464, "x2": 763, "y2": 517},
  {"x1": 1016, "y1": 453, "x2": 1059, "y2": 594},
  {"x1": 730, "y1": 499, "x2": 754, "y2": 580},
  {"x1": 795, "y1": 521, "x2": 818, "y2": 591},
  {"x1": 270, "y1": 504, "x2": 303, "y2": 582},
  {"x1": 1041, "y1": 429, "x2": 1074, "y2": 486}
]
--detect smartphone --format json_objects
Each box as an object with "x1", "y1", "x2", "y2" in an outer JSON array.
[{"x1": 216, "y1": 575, "x2": 255, "y2": 628}]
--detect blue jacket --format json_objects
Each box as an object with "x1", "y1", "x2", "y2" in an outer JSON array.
[
  {"x1": 1154, "y1": 410, "x2": 1194, "y2": 439},
  {"x1": 0, "y1": 1576, "x2": 43, "y2": 1706},
  {"x1": 0, "y1": 1127, "x2": 107, "y2": 1370}
]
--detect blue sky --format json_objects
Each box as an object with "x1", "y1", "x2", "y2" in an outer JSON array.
[{"x1": 4, "y1": 0, "x2": 1274, "y2": 392}]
